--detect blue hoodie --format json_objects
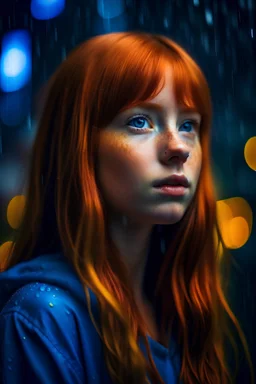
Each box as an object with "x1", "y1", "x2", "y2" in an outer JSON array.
[{"x1": 0, "y1": 252, "x2": 182, "y2": 384}]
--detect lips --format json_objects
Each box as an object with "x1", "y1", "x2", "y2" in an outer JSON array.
[{"x1": 153, "y1": 174, "x2": 189, "y2": 188}]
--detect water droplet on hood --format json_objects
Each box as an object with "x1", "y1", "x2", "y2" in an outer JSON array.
[
  {"x1": 40, "y1": 286, "x2": 46, "y2": 292},
  {"x1": 46, "y1": 287, "x2": 51, "y2": 292},
  {"x1": 36, "y1": 293, "x2": 40, "y2": 298}
]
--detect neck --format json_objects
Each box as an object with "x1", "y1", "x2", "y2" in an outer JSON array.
[{"x1": 107, "y1": 213, "x2": 154, "y2": 301}]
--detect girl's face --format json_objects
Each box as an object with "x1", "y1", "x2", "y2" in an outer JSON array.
[{"x1": 97, "y1": 69, "x2": 202, "y2": 226}]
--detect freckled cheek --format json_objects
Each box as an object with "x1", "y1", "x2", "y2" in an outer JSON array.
[{"x1": 97, "y1": 137, "x2": 143, "y2": 189}]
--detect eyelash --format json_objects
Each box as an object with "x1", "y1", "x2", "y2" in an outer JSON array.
[{"x1": 126, "y1": 114, "x2": 199, "y2": 133}]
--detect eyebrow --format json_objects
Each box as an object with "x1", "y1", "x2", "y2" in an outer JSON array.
[{"x1": 126, "y1": 101, "x2": 200, "y2": 115}]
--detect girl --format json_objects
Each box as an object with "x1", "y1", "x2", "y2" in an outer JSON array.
[{"x1": 0, "y1": 32, "x2": 253, "y2": 384}]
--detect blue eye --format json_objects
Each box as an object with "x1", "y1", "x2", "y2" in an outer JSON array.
[
  {"x1": 180, "y1": 120, "x2": 198, "y2": 132},
  {"x1": 127, "y1": 115, "x2": 152, "y2": 130}
]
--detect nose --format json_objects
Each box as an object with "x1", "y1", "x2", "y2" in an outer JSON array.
[{"x1": 159, "y1": 132, "x2": 190, "y2": 165}]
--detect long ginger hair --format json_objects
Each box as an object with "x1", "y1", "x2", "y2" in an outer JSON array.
[{"x1": 3, "y1": 32, "x2": 254, "y2": 384}]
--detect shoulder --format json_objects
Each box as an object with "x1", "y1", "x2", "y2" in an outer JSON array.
[
  {"x1": 0, "y1": 282, "x2": 88, "y2": 383},
  {"x1": 1, "y1": 282, "x2": 76, "y2": 325},
  {"x1": 0, "y1": 282, "x2": 84, "y2": 361}
]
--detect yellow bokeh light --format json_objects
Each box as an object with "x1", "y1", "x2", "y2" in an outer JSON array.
[
  {"x1": 225, "y1": 197, "x2": 253, "y2": 236},
  {"x1": 228, "y1": 216, "x2": 250, "y2": 249},
  {"x1": 7, "y1": 195, "x2": 26, "y2": 229},
  {"x1": 216, "y1": 197, "x2": 252, "y2": 249},
  {"x1": 0, "y1": 241, "x2": 14, "y2": 271},
  {"x1": 244, "y1": 136, "x2": 256, "y2": 171}
]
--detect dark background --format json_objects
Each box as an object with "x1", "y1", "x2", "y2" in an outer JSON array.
[{"x1": 0, "y1": 0, "x2": 255, "y2": 381}]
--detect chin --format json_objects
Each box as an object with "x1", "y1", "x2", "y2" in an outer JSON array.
[{"x1": 146, "y1": 203, "x2": 188, "y2": 225}]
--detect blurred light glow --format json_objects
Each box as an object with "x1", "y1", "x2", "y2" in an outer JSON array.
[
  {"x1": 3, "y1": 49, "x2": 27, "y2": 77},
  {"x1": 217, "y1": 197, "x2": 253, "y2": 249},
  {"x1": 31, "y1": 0, "x2": 66, "y2": 20},
  {"x1": 244, "y1": 136, "x2": 256, "y2": 171},
  {"x1": 205, "y1": 9, "x2": 213, "y2": 25},
  {"x1": 97, "y1": 0, "x2": 125, "y2": 19},
  {"x1": 7, "y1": 195, "x2": 26, "y2": 230},
  {"x1": 229, "y1": 217, "x2": 250, "y2": 248},
  {"x1": 0, "y1": 30, "x2": 31, "y2": 93},
  {"x1": 0, "y1": 241, "x2": 14, "y2": 271},
  {"x1": 226, "y1": 197, "x2": 253, "y2": 235}
]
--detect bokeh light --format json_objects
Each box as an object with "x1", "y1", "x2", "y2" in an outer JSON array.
[
  {"x1": 244, "y1": 136, "x2": 256, "y2": 171},
  {"x1": 229, "y1": 216, "x2": 250, "y2": 248},
  {"x1": 216, "y1": 197, "x2": 253, "y2": 249},
  {"x1": 0, "y1": 241, "x2": 13, "y2": 271},
  {"x1": 31, "y1": 0, "x2": 66, "y2": 20},
  {"x1": 0, "y1": 30, "x2": 31, "y2": 93},
  {"x1": 7, "y1": 195, "x2": 26, "y2": 230}
]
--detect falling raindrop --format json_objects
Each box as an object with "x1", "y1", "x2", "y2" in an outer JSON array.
[
  {"x1": 49, "y1": 302, "x2": 54, "y2": 307},
  {"x1": 36, "y1": 293, "x2": 40, "y2": 298},
  {"x1": 23, "y1": 336, "x2": 26, "y2": 340},
  {"x1": 65, "y1": 309, "x2": 71, "y2": 315},
  {"x1": 205, "y1": 9, "x2": 213, "y2": 25},
  {"x1": 163, "y1": 18, "x2": 169, "y2": 28}
]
